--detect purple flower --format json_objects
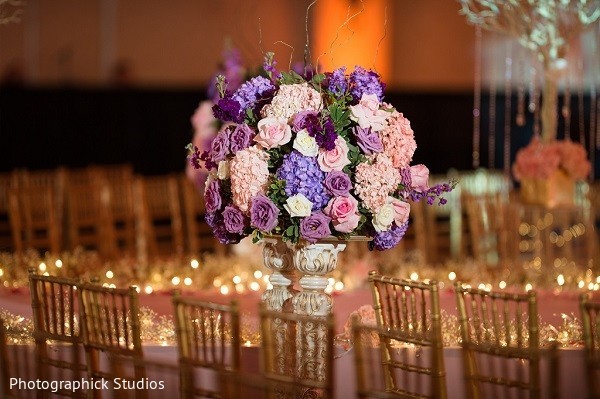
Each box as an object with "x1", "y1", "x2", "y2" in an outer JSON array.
[
  {"x1": 353, "y1": 126, "x2": 383, "y2": 155},
  {"x1": 210, "y1": 129, "x2": 230, "y2": 162},
  {"x1": 300, "y1": 211, "x2": 332, "y2": 243},
  {"x1": 250, "y1": 194, "x2": 279, "y2": 232},
  {"x1": 325, "y1": 67, "x2": 347, "y2": 96},
  {"x1": 204, "y1": 180, "x2": 222, "y2": 213},
  {"x1": 349, "y1": 66, "x2": 385, "y2": 104},
  {"x1": 187, "y1": 145, "x2": 202, "y2": 169},
  {"x1": 230, "y1": 124, "x2": 255, "y2": 153},
  {"x1": 276, "y1": 151, "x2": 330, "y2": 210},
  {"x1": 205, "y1": 211, "x2": 242, "y2": 244},
  {"x1": 324, "y1": 171, "x2": 352, "y2": 196},
  {"x1": 212, "y1": 97, "x2": 243, "y2": 123},
  {"x1": 319, "y1": 117, "x2": 338, "y2": 151},
  {"x1": 370, "y1": 222, "x2": 408, "y2": 251},
  {"x1": 207, "y1": 48, "x2": 246, "y2": 102},
  {"x1": 232, "y1": 76, "x2": 276, "y2": 118},
  {"x1": 222, "y1": 205, "x2": 246, "y2": 234},
  {"x1": 291, "y1": 111, "x2": 337, "y2": 151}
]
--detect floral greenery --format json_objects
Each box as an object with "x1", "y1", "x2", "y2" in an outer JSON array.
[{"x1": 188, "y1": 52, "x2": 455, "y2": 250}]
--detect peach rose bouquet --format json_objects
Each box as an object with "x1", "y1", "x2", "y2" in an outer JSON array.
[{"x1": 187, "y1": 53, "x2": 455, "y2": 250}]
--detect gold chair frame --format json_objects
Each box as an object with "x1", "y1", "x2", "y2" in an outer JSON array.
[{"x1": 581, "y1": 293, "x2": 600, "y2": 399}]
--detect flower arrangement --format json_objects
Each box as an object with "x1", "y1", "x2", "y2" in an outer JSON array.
[
  {"x1": 188, "y1": 53, "x2": 454, "y2": 251},
  {"x1": 512, "y1": 137, "x2": 591, "y2": 181}
]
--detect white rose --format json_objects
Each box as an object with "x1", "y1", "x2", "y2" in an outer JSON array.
[
  {"x1": 217, "y1": 160, "x2": 230, "y2": 180},
  {"x1": 292, "y1": 129, "x2": 319, "y2": 157},
  {"x1": 284, "y1": 193, "x2": 313, "y2": 217},
  {"x1": 372, "y1": 203, "x2": 395, "y2": 232}
]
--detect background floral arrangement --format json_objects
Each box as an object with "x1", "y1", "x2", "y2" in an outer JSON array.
[
  {"x1": 188, "y1": 53, "x2": 454, "y2": 250},
  {"x1": 512, "y1": 136, "x2": 591, "y2": 181}
]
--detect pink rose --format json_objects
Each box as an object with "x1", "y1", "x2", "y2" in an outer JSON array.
[
  {"x1": 254, "y1": 117, "x2": 292, "y2": 149},
  {"x1": 318, "y1": 137, "x2": 351, "y2": 172},
  {"x1": 388, "y1": 197, "x2": 410, "y2": 226},
  {"x1": 349, "y1": 93, "x2": 389, "y2": 132},
  {"x1": 324, "y1": 195, "x2": 360, "y2": 233},
  {"x1": 409, "y1": 164, "x2": 430, "y2": 193}
]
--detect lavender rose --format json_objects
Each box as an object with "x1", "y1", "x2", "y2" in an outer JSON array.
[
  {"x1": 324, "y1": 171, "x2": 352, "y2": 197},
  {"x1": 210, "y1": 129, "x2": 230, "y2": 162},
  {"x1": 353, "y1": 126, "x2": 383, "y2": 154},
  {"x1": 250, "y1": 194, "x2": 279, "y2": 232},
  {"x1": 300, "y1": 211, "x2": 332, "y2": 243},
  {"x1": 230, "y1": 124, "x2": 255, "y2": 153},
  {"x1": 222, "y1": 205, "x2": 246, "y2": 234},
  {"x1": 204, "y1": 180, "x2": 222, "y2": 213}
]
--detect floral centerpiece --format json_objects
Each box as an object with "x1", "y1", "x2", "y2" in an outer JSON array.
[{"x1": 187, "y1": 53, "x2": 454, "y2": 251}]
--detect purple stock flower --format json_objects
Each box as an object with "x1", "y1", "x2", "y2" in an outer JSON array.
[
  {"x1": 250, "y1": 194, "x2": 279, "y2": 232},
  {"x1": 212, "y1": 97, "x2": 243, "y2": 123},
  {"x1": 353, "y1": 126, "x2": 383, "y2": 155},
  {"x1": 204, "y1": 180, "x2": 222, "y2": 213},
  {"x1": 324, "y1": 171, "x2": 352, "y2": 196},
  {"x1": 207, "y1": 48, "x2": 246, "y2": 102},
  {"x1": 300, "y1": 211, "x2": 332, "y2": 243},
  {"x1": 292, "y1": 111, "x2": 337, "y2": 151},
  {"x1": 187, "y1": 145, "x2": 202, "y2": 169},
  {"x1": 210, "y1": 129, "x2": 230, "y2": 162},
  {"x1": 325, "y1": 67, "x2": 347, "y2": 96},
  {"x1": 222, "y1": 205, "x2": 246, "y2": 234},
  {"x1": 370, "y1": 222, "x2": 409, "y2": 251},
  {"x1": 230, "y1": 124, "x2": 255, "y2": 153},
  {"x1": 319, "y1": 117, "x2": 338, "y2": 151},
  {"x1": 276, "y1": 151, "x2": 330, "y2": 210},
  {"x1": 349, "y1": 66, "x2": 385, "y2": 103},
  {"x1": 232, "y1": 76, "x2": 276, "y2": 117}
]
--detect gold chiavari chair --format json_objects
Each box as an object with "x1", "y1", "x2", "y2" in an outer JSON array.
[
  {"x1": 259, "y1": 305, "x2": 335, "y2": 399},
  {"x1": 581, "y1": 293, "x2": 600, "y2": 399},
  {"x1": 172, "y1": 291, "x2": 240, "y2": 399},
  {"x1": 28, "y1": 269, "x2": 87, "y2": 398},
  {"x1": 368, "y1": 271, "x2": 447, "y2": 399},
  {"x1": 77, "y1": 283, "x2": 145, "y2": 399},
  {"x1": 455, "y1": 282, "x2": 559, "y2": 399},
  {"x1": 109, "y1": 354, "x2": 180, "y2": 399}
]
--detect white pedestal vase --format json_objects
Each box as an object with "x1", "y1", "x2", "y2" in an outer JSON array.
[{"x1": 261, "y1": 237, "x2": 297, "y2": 311}]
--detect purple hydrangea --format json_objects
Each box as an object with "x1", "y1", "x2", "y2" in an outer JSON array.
[
  {"x1": 232, "y1": 76, "x2": 276, "y2": 118},
  {"x1": 353, "y1": 126, "x2": 383, "y2": 155},
  {"x1": 300, "y1": 211, "x2": 332, "y2": 243},
  {"x1": 324, "y1": 171, "x2": 352, "y2": 197},
  {"x1": 325, "y1": 67, "x2": 347, "y2": 96},
  {"x1": 276, "y1": 150, "x2": 330, "y2": 210},
  {"x1": 250, "y1": 194, "x2": 279, "y2": 232},
  {"x1": 349, "y1": 66, "x2": 385, "y2": 103},
  {"x1": 212, "y1": 97, "x2": 243, "y2": 124},
  {"x1": 370, "y1": 222, "x2": 409, "y2": 251},
  {"x1": 230, "y1": 124, "x2": 255, "y2": 153}
]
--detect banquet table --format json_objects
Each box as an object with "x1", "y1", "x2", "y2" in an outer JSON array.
[{"x1": 0, "y1": 287, "x2": 589, "y2": 398}]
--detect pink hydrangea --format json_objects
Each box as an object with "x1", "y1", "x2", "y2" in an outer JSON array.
[
  {"x1": 354, "y1": 154, "x2": 401, "y2": 212},
  {"x1": 229, "y1": 145, "x2": 270, "y2": 212},
  {"x1": 260, "y1": 83, "x2": 323, "y2": 120},
  {"x1": 378, "y1": 107, "x2": 417, "y2": 169},
  {"x1": 557, "y1": 139, "x2": 591, "y2": 180}
]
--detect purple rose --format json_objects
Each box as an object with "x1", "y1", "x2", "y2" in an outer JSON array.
[
  {"x1": 324, "y1": 171, "x2": 352, "y2": 197},
  {"x1": 230, "y1": 124, "x2": 255, "y2": 153},
  {"x1": 353, "y1": 126, "x2": 383, "y2": 154},
  {"x1": 204, "y1": 180, "x2": 222, "y2": 213},
  {"x1": 222, "y1": 205, "x2": 246, "y2": 234},
  {"x1": 210, "y1": 129, "x2": 230, "y2": 162},
  {"x1": 250, "y1": 194, "x2": 279, "y2": 232},
  {"x1": 300, "y1": 211, "x2": 332, "y2": 243}
]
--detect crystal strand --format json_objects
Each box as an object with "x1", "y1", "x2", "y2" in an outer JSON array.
[
  {"x1": 563, "y1": 71, "x2": 571, "y2": 140},
  {"x1": 516, "y1": 44, "x2": 526, "y2": 127},
  {"x1": 590, "y1": 83, "x2": 596, "y2": 180},
  {"x1": 577, "y1": 57, "x2": 585, "y2": 146},
  {"x1": 532, "y1": 67, "x2": 541, "y2": 139},
  {"x1": 488, "y1": 35, "x2": 497, "y2": 169},
  {"x1": 503, "y1": 41, "x2": 513, "y2": 176},
  {"x1": 472, "y1": 26, "x2": 482, "y2": 168}
]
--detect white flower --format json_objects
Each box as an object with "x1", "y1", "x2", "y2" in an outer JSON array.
[
  {"x1": 292, "y1": 129, "x2": 319, "y2": 157},
  {"x1": 349, "y1": 93, "x2": 389, "y2": 132},
  {"x1": 372, "y1": 203, "x2": 395, "y2": 232},
  {"x1": 284, "y1": 193, "x2": 313, "y2": 217},
  {"x1": 216, "y1": 161, "x2": 230, "y2": 180}
]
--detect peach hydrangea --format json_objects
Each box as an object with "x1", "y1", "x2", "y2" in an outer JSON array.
[
  {"x1": 557, "y1": 139, "x2": 591, "y2": 180},
  {"x1": 378, "y1": 107, "x2": 417, "y2": 169},
  {"x1": 260, "y1": 83, "x2": 323, "y2": 121},
  {"x1": 354, "y1": 154, "x2": 401, "y2": 212},
  {"x1": 229, "y1": 145, "x2": 270, "y2": 212}
]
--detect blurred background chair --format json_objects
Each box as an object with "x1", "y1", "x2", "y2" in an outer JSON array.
[
  {"x1": 367, "y1": 271, "x2": 447, "y2": 398},
  {"x1": 581, "y1": 293, "x2": 600, "y2": 399}
]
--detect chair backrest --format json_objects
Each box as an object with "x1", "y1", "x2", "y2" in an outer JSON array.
[
  {"x1": 77, "y1": 282, "x2": 144, "y2": 385},
  {"x1": 259, "y1": 306, "x2": 335, "y2": 399},
  {"x1": 455, "y1": 282, "x2": 558, "y2": 399},
  {"x1": 172, "y1": 292, "x2": 240, "y2": 398},
  {"x1": 368, "y1": 271, "x2": 447, "y2": 398},
  {"x1": 581, "y1": 293, "x2": 600, "y2": 399},
  {"x1": 28, "y1": 269, "x2": 87, "y2": 397}
]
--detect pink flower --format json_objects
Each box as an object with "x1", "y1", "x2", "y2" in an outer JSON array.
[
  {"x1": 354, "y1": 154, "x2": 401, "y2": 212},
  {"x1": 379, "y1": 108, "x2": 417, "y2": 169},
  {"x1": 324, "y1": 195, "x2": 360, "y2": 233},
  {"x1": 388, "y1": 197, "x2": 410, "y2": 226},
  {"x1": 349, "y1": 93, "x2": 389, "y2": 132},
  {"x1": 229, "y1": 146, "x2": 270, "y2": 212},
  {"x1": 317, "y1": 137, "x2": 351, "y2": 172},
  {"x1": 409, "y1": 164, "x2": 430, "y2": 193},
  {"x1": 512, "y1": 137, "x2": 561, "y2": 180},
  {"x1": 556, "y1": 139, "x2": 591, "y2": 180},
  {"x1": 254, "y1": 117, "x2": 292, "y2": 149},
  {"x1": 261, "y1": 83, "x2": 323, "y2": 120}
]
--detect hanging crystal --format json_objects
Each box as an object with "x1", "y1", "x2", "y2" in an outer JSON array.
[
  {"x1": 503, "y1": 41, "x2": 513, "y2": 176},
  {"x1": 563, "y1": 71, "x2": 571, "y2": 140},
  {"x1": 488, "y1": 33, "x2": 497, "y2": 169},
  {"x1": 473, "y1": 26, "x2": 482, "y2": 168},
  {"x1": 577, "y1": 56, "x2": 585, "y2": 146},
  {"x1": 515, "y1": 43, "x2": 526, "y2": 127}
]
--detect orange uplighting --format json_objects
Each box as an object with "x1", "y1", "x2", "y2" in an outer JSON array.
[{"x1": 312, "y1": 0, "x2": 390, "y2": 81}]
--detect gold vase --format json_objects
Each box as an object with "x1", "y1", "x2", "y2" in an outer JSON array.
[{"x1": 520, "y1": 169, "x2": 575, "y2": 208}]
